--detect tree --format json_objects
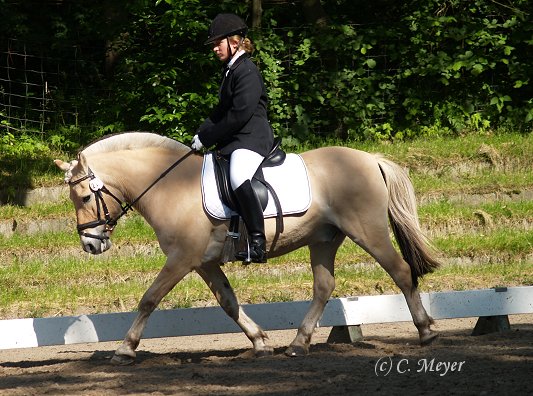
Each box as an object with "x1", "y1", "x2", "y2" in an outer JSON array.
[
  {"x1": 252, "y1": 0, "x2": 262, "y2": 30},
  {"x1": 1, "y1": 0, "x2": 530, "y2": 152}
]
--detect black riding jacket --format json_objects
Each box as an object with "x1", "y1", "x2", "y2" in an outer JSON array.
[{"x1": 197, "y1": 53, "x2": 274, "y2": 157}]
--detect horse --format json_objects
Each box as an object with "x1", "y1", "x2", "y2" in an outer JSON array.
[{"x1": 54, "y1": 131, "x2": 441, "y2": 365}]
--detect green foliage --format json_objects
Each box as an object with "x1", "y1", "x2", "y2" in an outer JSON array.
[
  {"x1": 395, "y1": 0, "x2": 532, "y2": 135},
  {"x1": 0, "y1": 130, "x2": 68, "y2": 192},
  {"x1": 0, "y1": 0, "x2": 531, "y2": 150},
  {"x1": 263, "y1": 0, "x2": 531, "y2": 141},
  {"x1": 101, "y1": 0, "x2": 216, "y2": 140},
  {"x1": 0, "y1": 132, "x2": 49, "y2": 159}
]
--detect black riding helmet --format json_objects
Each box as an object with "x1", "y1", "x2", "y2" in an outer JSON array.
[{"x1": 205, "y1": 13, "x2": 248, "y2": 45}]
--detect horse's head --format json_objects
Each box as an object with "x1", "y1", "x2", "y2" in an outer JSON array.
[{"x1": 55, "y1": 153, "x2": 123, "y2": 255}]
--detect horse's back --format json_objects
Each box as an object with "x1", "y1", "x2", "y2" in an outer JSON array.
[
  {"x1": 302, "y1": 145, "x2": 378, "y2": 163},
  {"x1": 301, "y1": 146, "x2": 383, "y2": 182},
  {"x1": 300, "y1": 146, "x2": 389, "y2": 214}
]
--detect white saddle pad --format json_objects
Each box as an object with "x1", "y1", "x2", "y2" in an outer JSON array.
[{"x1": 201, "y1": 152, "x2": 312, "y2": 220}]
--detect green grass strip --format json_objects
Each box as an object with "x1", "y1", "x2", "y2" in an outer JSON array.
[
  {"x1": 2, "y1": 254, "x2": 532, "y2": 319},
  {"x1": 434, "y1": 229, "x2": 533, "y2": 258}
]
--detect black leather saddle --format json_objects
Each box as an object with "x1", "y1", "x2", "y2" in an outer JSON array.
[{"x1": 212, "y1": 138, "x2": 286, "y2": 232}]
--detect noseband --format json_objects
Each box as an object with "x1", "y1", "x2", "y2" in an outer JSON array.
[{"x1": 68, "y1": 149, "x2": 195, "y2": 241}]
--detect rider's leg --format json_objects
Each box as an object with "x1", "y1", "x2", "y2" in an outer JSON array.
[{"x1": 229, "y1": 149, "x2": 267, "y2": 263}]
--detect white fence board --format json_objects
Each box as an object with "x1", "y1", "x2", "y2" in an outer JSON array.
[
  {"x1": 1, "y1": 286, "x2": 532, "y2": 350},
  {"x1": 428, "y1": 287, "x2": 533, "y2": 319}
]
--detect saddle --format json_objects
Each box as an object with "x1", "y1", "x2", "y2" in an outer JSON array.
[
  {"x1": 202, "y1": 140, "x2": 312, "y2": 263},
  {"x1": 212, "y1": 138, "x2": 286, "y2": 241}
]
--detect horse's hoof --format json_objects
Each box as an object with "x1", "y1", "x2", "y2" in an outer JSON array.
[
  {"x1": 420, "y1": 331, "x2": 439, "y2": 346},
  {"x1": 110, "y1": 353, "x2": 135, "y2": 366},
  {"x1": 255, "y1": 346, "x2": 274, "y2": 357},
  {"x1": 284, "y1": 345, "x2": 309, "y2": 357}
]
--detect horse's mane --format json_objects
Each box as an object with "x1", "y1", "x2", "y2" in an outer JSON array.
[{"x1": 81, "y1": 132, "x2": 188, "y2": 156}]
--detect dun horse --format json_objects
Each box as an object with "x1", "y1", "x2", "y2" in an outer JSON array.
[{"x1": 55, "y1": 132, "x2": 440, "y2": 365}]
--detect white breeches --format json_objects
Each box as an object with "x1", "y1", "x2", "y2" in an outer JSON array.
[{"x1": 230, "y1": 149, "x2": 265, "y2": 191}]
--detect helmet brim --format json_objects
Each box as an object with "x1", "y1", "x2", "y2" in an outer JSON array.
[{"x1": 204, "y1": 29, "x2": 247, "y2": 45}]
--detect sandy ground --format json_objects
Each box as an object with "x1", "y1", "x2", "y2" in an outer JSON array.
[{"x1": 1, "y1": 314, "x2": 533, "y2": 395}]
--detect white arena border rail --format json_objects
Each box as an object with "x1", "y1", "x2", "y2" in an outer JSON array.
[{"x1": 1, "y1": 286, "x2": 532, "y2": 350}]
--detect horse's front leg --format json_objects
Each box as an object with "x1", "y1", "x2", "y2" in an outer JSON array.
[
  {"x1": 285, "y1": 237, "x2": 343, "y2": 357},
  {"x1": 196, "y1": 263, "x2": 273, "y2": 357},
  {"x1": 111, "y1": 252, "x2": 193, "y2": 365}
]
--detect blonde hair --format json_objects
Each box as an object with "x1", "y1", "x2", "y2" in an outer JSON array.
[{"x1": 230, "y1": 35, "x2": 255, "y2": 54}]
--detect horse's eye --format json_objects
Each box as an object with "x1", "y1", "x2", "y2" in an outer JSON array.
[{"x1": 82, "y1": 195, "x2": 91, "y2": 203}]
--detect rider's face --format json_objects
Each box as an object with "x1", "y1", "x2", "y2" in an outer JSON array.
[{"x1": 212, "y1": 38, "x2": 236, "y2": 62}]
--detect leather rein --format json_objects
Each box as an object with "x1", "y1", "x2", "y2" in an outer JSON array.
[{"x1": 69, "y1": 150, "x2": 195, "y2": 240}]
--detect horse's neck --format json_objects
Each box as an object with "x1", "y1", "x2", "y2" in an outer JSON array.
[{"x1": 92, "y1": 149, "x2": 200, "y2": 219}]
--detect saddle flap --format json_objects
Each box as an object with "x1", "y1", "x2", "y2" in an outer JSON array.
[
  {"x1": 212, "y1": 153, "x2": 238, "y2": 210},
  {"x1": 211, "y1": 154, "x2": 268, "y2": 211}
]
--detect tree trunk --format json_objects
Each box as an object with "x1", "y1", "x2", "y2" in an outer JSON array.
[{"x1": 252, "y1": 0, "x2": 263, "y2": 30}]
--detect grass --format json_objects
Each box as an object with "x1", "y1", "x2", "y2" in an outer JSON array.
[
  {"x1": 0, "y1": 131, "x2": 532, "y2": 319},
  {"x1": 420, "y1": 200, "x2": 533, "y2": 221},
  {"x1": 420, "y1": 261, "x2": 533, "y2": 292},
  {"x1": 0, "y1": 213, "x2": 157, "y2": 252},
  {"x1": 434, "y1": 229, "x2": 533, "y2": 259},
  {"x1": 2, "y1": 222, "x2": 529, "y2": 267},
  {"x1": 356, "y1": 131, "x2": 533, "y2": 168},
  {"x1": 354, "y1": 132, "x2": 533, "y2": 195},
  {"x1": 1, "y1": 131, "x2": 531, "y2": 218},
  {"x1": 1, "y1": 251, "x2": 532, "y2": 319},
  {"x1": 419, "y1": 200, "x2": 533, "y2": 237},
  {"x1": 0, "y1": 198, "x2": 74, "y2": 220},
  {"x1": 2, "y1": 229, "x2": 528, "y2": 318},
  {"x1": 0, "y1": 254, "x2": 165, "y2": 315},
  {"x1": 0, "y1": 231, "x2": 77, "y2": 251},
  {"x1": 413, "y1": 171, "x2": 533, "y2": 195}
]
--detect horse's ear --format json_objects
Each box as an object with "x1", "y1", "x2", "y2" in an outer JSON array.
[
  {"x1": 54, "y1": 159, "x2": 70, "y2": 171},
  {"x1": 77, "y1": 152, "x2": 89, "y2": 172}
]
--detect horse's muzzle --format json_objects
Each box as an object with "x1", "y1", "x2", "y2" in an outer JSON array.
[{"x1": 80, "y1": 226, "x2": 112, "y2": 255}]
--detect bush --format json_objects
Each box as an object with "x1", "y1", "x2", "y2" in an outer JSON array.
[{"x1": 1, "y1": 0, "x2": 531, "y2": 148}]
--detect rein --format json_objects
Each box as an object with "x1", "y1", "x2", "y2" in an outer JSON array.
[{"x1": 69, "y1": 149, "x2": 195, "y2": 239}]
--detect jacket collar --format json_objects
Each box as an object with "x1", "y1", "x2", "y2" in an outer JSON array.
[
  {"x1": 224, "y1": 51, "x2": 249, "y2": 72},
  {"x1": 227, "y1": 49, "x2": 246, "y2": 68}
]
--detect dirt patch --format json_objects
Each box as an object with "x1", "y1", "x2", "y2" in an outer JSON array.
[{"x1": 1, "y1": 315, "x2": 532, "y2": 395}]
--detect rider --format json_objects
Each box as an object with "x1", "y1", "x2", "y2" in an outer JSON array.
[{"x1": 191, "y1": 13, "x2": 274, "y2": 263}]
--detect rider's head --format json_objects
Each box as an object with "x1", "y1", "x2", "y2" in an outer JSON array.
[{"x1": 205, "y1": 13, "x2": 254, "y2": 62}]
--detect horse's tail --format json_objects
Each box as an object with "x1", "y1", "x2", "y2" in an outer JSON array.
[{"x1": 375, "y1": 155, "x2": 441, "y2": 286}]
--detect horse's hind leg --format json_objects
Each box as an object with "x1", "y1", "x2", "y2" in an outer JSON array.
[
  {"x1": 285, "y1": 234, "x2": 345, "y2": 357},
  {"x1": 350, "y1": 227, "x2": 437, "y2": 345},
  {"x1": 380, "y1": 248, "x2": 437, "y2": 344},
  {"x1": 196, "y1": 263, "x2": 273, "y2": 357}
]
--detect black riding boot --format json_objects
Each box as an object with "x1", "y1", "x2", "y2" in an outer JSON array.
[{"x1": 233, "y1": 180, "x2": 267, "y2": 263}]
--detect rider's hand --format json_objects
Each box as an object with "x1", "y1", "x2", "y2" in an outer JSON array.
[{"x1": 191, "y1": 135, "x2": 204, "y2": 151}]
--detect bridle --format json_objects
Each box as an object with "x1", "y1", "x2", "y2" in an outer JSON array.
[
  {"x1": 68, "y1": 149, "x2": 195, "y2": 241},
  {"x1": 68, "y1": 169, "x2": 127, "y2": 240}
]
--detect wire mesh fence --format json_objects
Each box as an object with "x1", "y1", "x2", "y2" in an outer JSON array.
[{"x1": 0, "y1": 38, "x2": 104, "y2": 135}]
